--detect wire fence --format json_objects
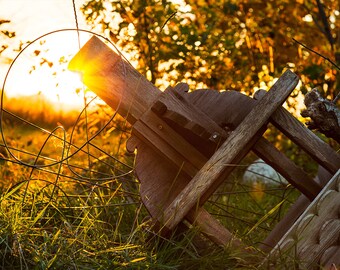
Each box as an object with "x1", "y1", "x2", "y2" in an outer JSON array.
[{"x1": 0, "y1": 24, "x2": 142, "y2": 207}]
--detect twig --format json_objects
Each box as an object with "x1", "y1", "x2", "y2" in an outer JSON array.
[
  {"x1": 292, "y1": 38, "x2": 340, "y2": 103},
  {"x1": 160, "y1": 12, "x2": 177, "y2": 32},
  {"x1": 292, "y1": 38, "x2": 340, "y2": 71},
  {"x1": 315, "y1": 0, "x2": 335, "y2": 48},
  {"x1": 333, "y1": 93, "x2": 340, "y2": 104}
]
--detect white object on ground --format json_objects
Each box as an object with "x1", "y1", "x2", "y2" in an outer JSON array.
[{"x1": 243, "y1": 159, "x2": 288, "y2": 186}]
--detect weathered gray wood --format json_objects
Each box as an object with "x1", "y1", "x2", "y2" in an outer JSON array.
[
  {"x1": 186, "y1": 89, "x2": 323, "y2": 199},
  {"x1": 68, "y1": 36, "x2": 160, "y2": 125},
  {"x1": 133, "y1": 111, "x2": 206, "y2": 177},
  {"x1": 129, "y1": 90, "x2": 321, "y2": 248},
  {"x1": 70, "y1": 36, "x2": 245, "y2": 247},
  {"x1": 186, "y1": 89, "x2": 325, "y2": 251},
  {"x1": 253, "y1": 138, "x2": 322, "y2": 200},
  {"x1": 187, "y1": 207, "x2": 244, "y2": 248},
  {"x1": 71, "y1": 37, "x2": 337, "y2": 255},
  {"x1": 255, "y1": 89, "x2": 340, "y2": 175},
  {"x1": 186, "y1": 89, "x2": 254, "y2": 131},
  {"x1": 153, "y1": 85, "x2": 228, "y2": 156},
  {"x1": 162, "y1": 70, "x2": 299, "y2": 230}
]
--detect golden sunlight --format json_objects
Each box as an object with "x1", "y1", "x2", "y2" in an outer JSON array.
[{"x1": 3, "y1": 31, "x2": 93, "y2": 111}]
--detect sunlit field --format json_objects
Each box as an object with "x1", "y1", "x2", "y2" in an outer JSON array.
[
  {"x1": 1, "y1": 0, "x2": 338, "y2": 268},
  {"x1": 0, "y1": 92, "x2": 305, "y2": 269},
  {"x1": 0, "y1": 31, "x2": 315, "y2": 270}
]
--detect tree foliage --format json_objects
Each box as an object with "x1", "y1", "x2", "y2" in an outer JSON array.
[
  {"x1": 0, "y1": 19, "x2": 15, "y2": 55},
  {"x1": 81, "y1": 0, "x2": 339, "y2": 99}
]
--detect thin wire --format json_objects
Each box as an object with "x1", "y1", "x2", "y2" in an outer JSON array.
[
  {"x1": 71, "y1": 0, "x2": 93, "y2": 179},
  {"x1": 1, "y1": 32, "x2": 131, "y2": 170},
  {"x1": 0, "y1": 28, "x2": 135, "y2": 201},
  {"x1": 1, "y1": 108, "x2": 132, "y2": 172},
  {"x1": 72, "y1": 0, "x2": 81, "y2": 49}
]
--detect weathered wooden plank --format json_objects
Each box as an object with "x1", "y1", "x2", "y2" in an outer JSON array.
[
  {"x1": 186, "y1": 208, "x2": 243, "y2": 248},
  {"x1": 254, "y1": 90, "x2": 340, "y2": 175},
  {"x1": 253, "y1": 138, "x2": 322, "y2": 200},
  {"x1": 130, "y1": 95, "x2": 318, "y2": 248},
  {"x1": 185, "y1": 89, "x2": 255, "y2": 130},
  {"x1": 70, "y1": 36, "x2": 245, "y2": 248},
  {"x1": 162, "y1": 70, "x2": 299, "y2": 230},
  {"x1": 186, "y1": 89, "x2": 322, "y2": 198},
  {"x1": 68, "y1": 36, "x2": 160, "y2": 125},
  {"x1": 71, "y1": 37, "x2": 334, "y2": 252},
  {"x1": 187, "y1": 87, "x2": 336, "y2": 250},
  {"x1": 161, "y1": 85, "x2": 227, "y2": 140},
  {"x1": 133, "y1": 111, "x2": 207, "y2": 176},
  {"x1": 152, "y1": 87, "x2": 228, "y2": 156}
]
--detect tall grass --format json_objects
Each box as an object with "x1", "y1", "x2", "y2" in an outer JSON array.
[
  {"x1": 0, "y1": 97, "x2": 303, "y2": 269},
  {"x1": 3, "y1": 95, "x2": 80, "y2": 129},
  {"x1": 0, "y1": 165, "x2": 257, "y2": 269}
]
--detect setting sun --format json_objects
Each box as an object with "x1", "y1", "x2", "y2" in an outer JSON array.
[{"x1": 2, "y1": 31, "x2": 94, "y2": 111}]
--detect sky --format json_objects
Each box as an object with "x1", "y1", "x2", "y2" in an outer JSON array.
[
  {"x1": 0, "y1": 0, "x2": 87, "y2": 42},
  {"x1": 0, "y1": 0, "x2": 93, "y2": 109}
]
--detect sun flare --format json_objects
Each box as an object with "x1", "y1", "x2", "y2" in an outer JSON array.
[{"x1": 2, "y1": 31, "x2": 94, "y2": 111}]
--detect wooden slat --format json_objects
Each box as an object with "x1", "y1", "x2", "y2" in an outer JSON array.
[
  {"x1": 162, "y1": 70, "x2": 299, "y2": 230},
  {"x1": 185, "y1": 89, "x2": 322, "y2": 198},
  {"x1": 254, "y1": 90, "x2": 340, "y2": 175},
  {"x1": 133, "y1": 111, "x2": 207, "y2": 176},
  {"x1": 70, "y1": 37, "x2": 247, "y2": 247},
  {"x1": 184, "y1": 88, "x2": 323, "y2": 248},
  {"x1": 152, "y1": 87, "x2": 228, "y2": 156},
  {"x1": 253, "y1": 138, "x2": 322, "y2": 200},
  {"x1": 72, "y1": 38, "x2": 334, "y2": 252},
  {"x1": 186, "y1": 208, "x2": 243, "y2": 248}
]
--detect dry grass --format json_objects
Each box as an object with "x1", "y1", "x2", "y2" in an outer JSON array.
[{"x1": 0, "y1": 97, "x2": 303, "y2": 269}]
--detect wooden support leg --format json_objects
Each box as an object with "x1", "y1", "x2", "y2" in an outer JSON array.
[
  {"x1": 187, "y1": 207, "x2": 244, "y2": 248},
  {"x1": 254, "y1": 90, "x2": 340, "y2": 174},
  {"x1": 253, "y1": 138, "x2": 322, "y2": 200}
]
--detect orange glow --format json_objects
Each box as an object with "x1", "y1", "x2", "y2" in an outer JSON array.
[{"x1": 2, "y1": 32, "x2": 94, "y2": 111}]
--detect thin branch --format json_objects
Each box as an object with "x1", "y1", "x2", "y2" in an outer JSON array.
[
  {"x1": 292, "y1": 38, "x2": 340, "y2": 71},
  {"x1": 293, "y1": 38, "x2": 340, "y2": 103},
  {"x1": 160, "y1": 12, "x2": 177, "y2": 33},
  {"x1": 315, "y1": 0, "x2": 335, "y2": 49},
  {"x1": 333, "y1": 93, "x2": 340, "y2": 104},
  {"x1": 301, "y1": 4, "x2": 327, "y2": 38}
]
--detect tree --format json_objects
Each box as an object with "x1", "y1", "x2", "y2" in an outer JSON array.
[
  {"x1": 81, "y1": 0, "x2": 339, "y2": 99},
  {"x1": 0, "y1": 19, "x2": 15, "y2": 61}
]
